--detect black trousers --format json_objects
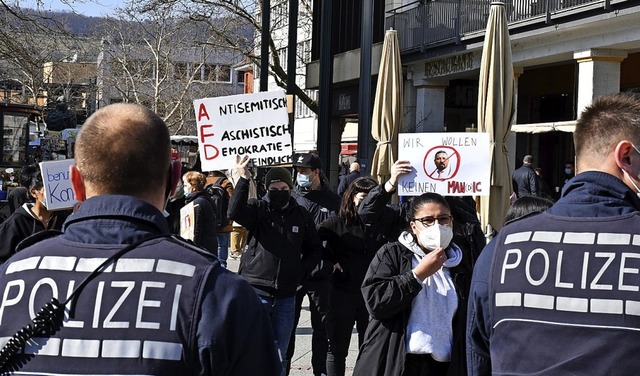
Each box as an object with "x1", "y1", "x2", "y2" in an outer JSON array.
[
  {"x1": 286, "y1": 279, "x2": 329, "y2": 376},
  {"x1": 403, "y1": 353, "x2": 450, "y2": 376},
  {"x1": 325, "y1": 288, "x2": 369, "y2": 376}
]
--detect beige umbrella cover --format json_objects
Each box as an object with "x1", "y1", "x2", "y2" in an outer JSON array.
[
  {"x1": 477, "y1": 1, "x2": 515, "y2": 233},
  {"x1": 371, "y1": 29, "x2": 403, "y2": 184}
]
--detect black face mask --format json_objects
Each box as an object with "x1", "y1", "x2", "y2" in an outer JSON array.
[{"x1": 268, "y1": 190, "x2": 290, "y2": 209}]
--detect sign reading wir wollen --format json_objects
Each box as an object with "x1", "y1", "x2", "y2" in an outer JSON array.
[
  {"x1": 193, "y1": 90, "x2": 292, "y2": 171},
  {"x1": 398, "y1": 132, "x2": 490, "y2": 196}
]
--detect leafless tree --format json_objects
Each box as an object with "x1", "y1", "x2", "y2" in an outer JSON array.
[
  {"x1": 94, "y1": 3, "x2": 245, "y2": 134},
  {"x1": 137, "y1": 0, "x2": 318, "y2": 114}
]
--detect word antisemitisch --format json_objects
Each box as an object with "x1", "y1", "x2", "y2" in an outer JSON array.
[
  {"x1": 218, "y1": 97, "x2": 287, "y2": 116},
  {"x1": 221, "y1": 124, "x2": 290, "y2": 141}
]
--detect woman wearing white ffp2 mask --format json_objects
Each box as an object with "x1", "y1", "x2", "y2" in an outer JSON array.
[{"x1": 353, "y1": 192, "x2": 466, "y2": 376}]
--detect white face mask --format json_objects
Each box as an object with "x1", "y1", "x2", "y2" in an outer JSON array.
[
  {"x1": 624, "y1": 170, "x2": 640, "y2": 199},
  {"x1": 625, "y1": 144, "x2": 640, "y2": 199},
  {"x1": 417, "y1": 224, "x2": 454, "y2": 251}
]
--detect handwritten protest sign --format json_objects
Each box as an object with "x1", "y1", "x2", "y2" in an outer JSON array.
[
  {"x1": 193, "y1": 90, "x2": 292, "y2": 171},
  {"x1": 180, "y1": 202, "x2": 196, "y2": 241},
  {"x1": 39, "y1": 159, "x2": 77, "y2": 210},
  {"x1": 398, "y1": 132, "x2": 490, "y2": 196}
]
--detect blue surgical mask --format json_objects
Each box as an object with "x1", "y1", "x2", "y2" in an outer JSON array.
[
  {"x1": 183, "y1": 186, "x2": 190, "y2": 197},
  {"x1": 296, "y1": 173, "x2": 312, "y2": 188},
  {"x1": 564, "y1": 168, "x2": 573, "y2": 175}
]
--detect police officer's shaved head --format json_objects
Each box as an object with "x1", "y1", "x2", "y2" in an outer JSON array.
[{"x1": 75, "y1": 103, "x2": 170, "y2": 196}]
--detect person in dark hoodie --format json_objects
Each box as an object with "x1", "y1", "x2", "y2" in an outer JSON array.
[
  {"x1": 318, "y1": 176, "x2": 388, "y2": 376},
  {"x1": 229, "y1": 154, "x2": 323, "y2": 375},
  {"x1": 0, "y1": 164, "x2": 68, "y2": 262},
  {"x1": 181, "y1": 170, "x2": 218, "y2": 255},
  {"x1": 287, "y1": 152, "x2": 341, "y2": 376}
]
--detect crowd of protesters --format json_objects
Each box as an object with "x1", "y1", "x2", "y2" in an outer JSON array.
[{"x1": 3, "y1": 93, "x2": 640, "y2": 375}]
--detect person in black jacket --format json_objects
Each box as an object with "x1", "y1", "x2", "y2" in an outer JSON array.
[
  {"x1": 182, "y1": 170, "x2": 218, "y2": 255},
  {"x1": 354, "y1": 192, "x2": 469, "y2": 376},
  {"x1": 0, "y1": 164, "x2": 68, "y2": 262},
  {"x1": 356, "y1": 159, "x2": 481, "y2": 375},
  {"x1": 336, "y1": 162, "x2": 361, "y2": 196},
  {"x1": 229, "y1": 154, "x2": 323, "y2": 375},
  {"x1": 511, "y1": 154, "x2": 539, "y2": 198},
  {"x1": 287, "y1": 152, "x2": 341, "y2": 376},
  {"x1": 318, "y1": 176, "x2": 388, "y2": 376}
]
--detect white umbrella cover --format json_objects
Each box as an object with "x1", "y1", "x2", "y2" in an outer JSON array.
[
  {"x1": 371, "y1": 29, "x2": 403, "y2": 184},
  {"x1": 477, "y1": 1, "x2": 515, "y2": 233}
]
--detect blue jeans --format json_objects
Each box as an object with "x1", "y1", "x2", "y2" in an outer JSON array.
[
  {"x1": 259, "y1": 295, "x2": 295, "y2": 375},
  {"x1": 216, "y1": 232, "x2": 229, "y2": 268}
]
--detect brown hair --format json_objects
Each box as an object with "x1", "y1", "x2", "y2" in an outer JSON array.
[
  {"x1": 75, "y1": 103, "x2": 170, "y2": 196},
  {"x1": 575, "y1": 93, "x2": 640, "y2": 160},
  {"x1": 183, "y1": 171, "x2": 207, "y2": 191}
]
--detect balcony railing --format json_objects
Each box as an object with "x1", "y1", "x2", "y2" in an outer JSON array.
[{"x1": 385, "y1": 0, "x2": 619, "y2": 52}]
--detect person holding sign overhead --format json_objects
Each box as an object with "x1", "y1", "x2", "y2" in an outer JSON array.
[
  {"x1": 0, "y1": 164, "x2": 69, "y2": 262},
  {"x1": 229, "y1": 154, "x2": 323, "y2": 375}
]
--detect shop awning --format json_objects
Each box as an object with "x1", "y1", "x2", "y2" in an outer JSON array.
[
  {"x1": 511, "y1": 121, "x2": 576, "y2": 133},
  {"x1": 170, "y1": 135, "x2": 198, "y2": 144}
]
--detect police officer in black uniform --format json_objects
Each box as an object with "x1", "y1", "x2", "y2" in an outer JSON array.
[
  {"x1": 468, "y1": 93, "x2": 640, "y2": 375},
  {"x1": 0, "y1": 103, "x2": 281, "y2": 375}
]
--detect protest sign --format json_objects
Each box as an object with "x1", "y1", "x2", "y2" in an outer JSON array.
[
  {"x1": 180, "y1": 202, "x2": 196, "y2": 241},
  {"x1": 398, "y1": 132, "x2": 490, "y2": 196},
  {"x1": 193, "y1": 90, "x2": 292, "y2": 171},
  {"x1": 39, "y1": 159, "x2": 77, "y2": 210}
]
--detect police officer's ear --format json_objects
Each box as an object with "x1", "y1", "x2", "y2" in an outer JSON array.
[
  {"x1": 166, "y1": 160, "x2": 182, "y2": 199},
  {"x1": 614, "y1": 140, "x2": 635, "y2": 175},
  {"x1": 69, "y1": 164, "x2": 86, "y2": 202}
]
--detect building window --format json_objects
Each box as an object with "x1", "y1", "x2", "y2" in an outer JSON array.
[
  {"x1": 174, "y1": 62, "x2": 189, "y2": 80},
  {"x1": 201, "y1": 64, "x2": 233, "y2": 83}
]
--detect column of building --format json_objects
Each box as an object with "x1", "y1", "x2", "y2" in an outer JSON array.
[{"x1": 574, "y1": 48, "x2": 627, "y2": 116}]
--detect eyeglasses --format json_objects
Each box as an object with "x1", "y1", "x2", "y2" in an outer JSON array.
[{"x1": 413, "y1": 215, "x2": 453, "y2": 227}]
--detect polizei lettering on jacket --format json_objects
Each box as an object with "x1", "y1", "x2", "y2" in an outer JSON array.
[
  {"x1": 0, "y1": 256, "x2": 196, "y2": 363},
  {"x1": 494, "y1": 230, "x2": 640, "y2": 317}
]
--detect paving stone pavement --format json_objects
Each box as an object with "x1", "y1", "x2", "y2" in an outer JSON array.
[{"x1": 227, "y1": 255, "x2": 359, "y2": 376}]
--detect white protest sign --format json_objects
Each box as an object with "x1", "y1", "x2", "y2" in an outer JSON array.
[
  {"x1": 180, "y1": 201, "x2": 196, "y2": 241},
  {"x1": 398, "y1": 132, "x2": 490, "y2": 196},
  {"x1": 39, "y1": 159, "x2": 77, "y2": 210},
  {"x1": 193, "y1": 90, "x2": 292, "y2": 171}
]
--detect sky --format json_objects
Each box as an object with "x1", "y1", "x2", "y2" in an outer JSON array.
[{"x1": 23, "y1": 0, "x2": 125, "y2": 17}]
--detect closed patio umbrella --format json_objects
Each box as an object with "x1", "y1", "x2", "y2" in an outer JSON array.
[
  {"x1": 477, "y1": 1, "x2": 515, "y2": 234},
  {"x1": 371, "y1": 29, "x2": 403, "y2": 184}
]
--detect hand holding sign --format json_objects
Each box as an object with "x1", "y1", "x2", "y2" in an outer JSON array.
[{"x1": 233, "y1": 154, "x2": 251, "y2": 181}]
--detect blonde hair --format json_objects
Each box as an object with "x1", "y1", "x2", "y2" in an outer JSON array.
[{"x1": 183, "y1": 171, "x2": 206, "y2": 191}]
